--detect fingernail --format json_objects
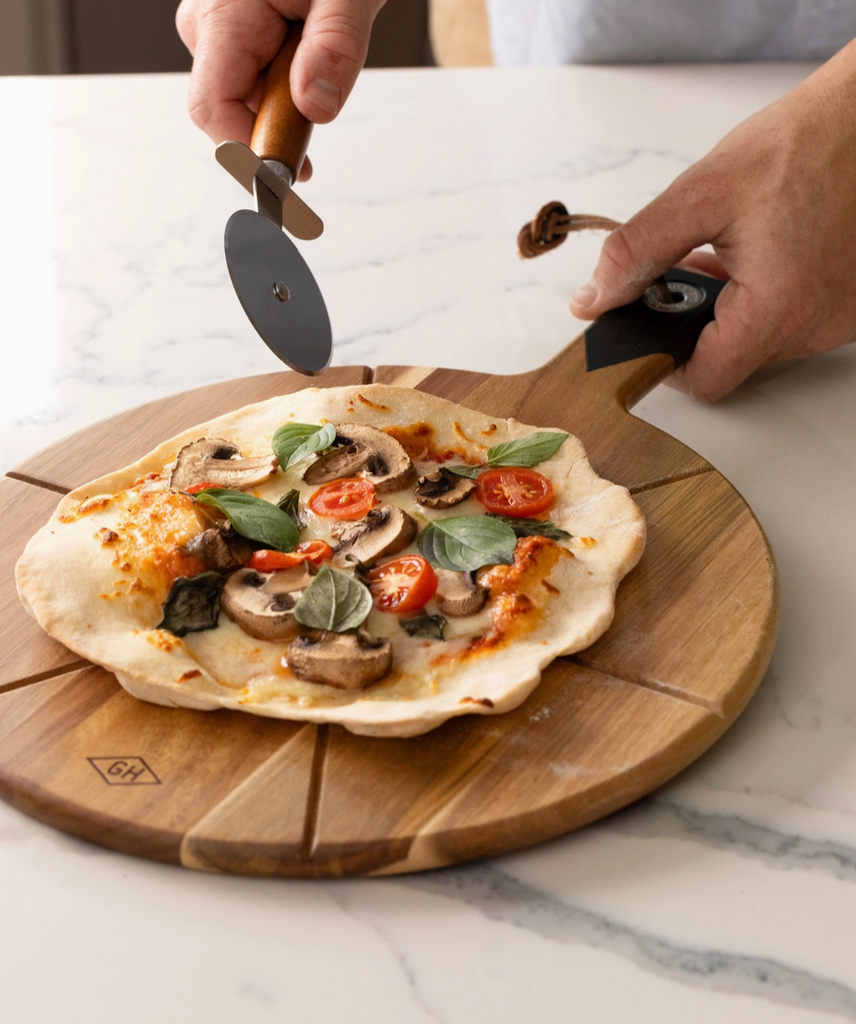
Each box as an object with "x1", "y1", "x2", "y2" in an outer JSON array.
[
  {"x1": 571, "y1": 279, "x2": 599, "y2": 309},
  {"x1": 304, "y1": 78, "x2": 340, "y2": 116}
]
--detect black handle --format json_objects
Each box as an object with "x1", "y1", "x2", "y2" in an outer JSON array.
[{"x1": 584, "y1": 268, "x2": 725, "y2": 372}]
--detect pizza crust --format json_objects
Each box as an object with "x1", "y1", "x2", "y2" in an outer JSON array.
[{"x1": 16, "y1": 385, "x2": 645, "y2": 737}]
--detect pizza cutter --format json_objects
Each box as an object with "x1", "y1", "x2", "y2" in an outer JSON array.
[{"x1": 216, "y1": 21, "x2": 332, "y2": 375}]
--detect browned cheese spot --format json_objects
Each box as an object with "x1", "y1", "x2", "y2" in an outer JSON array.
[
  {"x1": 357, "y1": 394, "x2": 390, "y2": 412},
  {"x1": 60, "y1": 495, "x2": 112, "y2": 522},
  {"x1": 147, "y1": 632, "x2": 180, "y2": 653}
]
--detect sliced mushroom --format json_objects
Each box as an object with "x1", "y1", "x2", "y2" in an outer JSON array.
[
  {"x1": 303, "y1": 424, "x2": 415, "y2": 493},
  {"x1": 434, "y1": 569, "x2": 488, "y2": 617},
  {"x1": 184, "y1": 528, "x2": 252, "y2": 573},
  {"x1": 286, "y1": 630, "x2": 392, "y2": 689},
  {"x1": 301, "y1": 440, "x2": 369, "y2": 484},
  {"x1": 170, "y1": 437, "x2": 278, "y2": 493},
  {"x1": 220, "y1": 564, "x2": 314, "y2": 641},
  {"x1": 414, "y1": 468, "x2": 477, "y2": 509},
  {"x1": 331, "y1": 505, "x2": 417, "y2": 568}
]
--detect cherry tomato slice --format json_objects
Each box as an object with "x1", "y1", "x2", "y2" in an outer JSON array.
[
  {"x1": 474, "y1": 467, "x2": 553, "y2": 518},
  {"x1": 308, "y1": 478, "x2": 376, "y2": 520},
  {"x1": 365, "y1": 555, "x2": 438, "y2": 614},
  {"x1": 293, "y1": 540, "x2": 334, "y2": 565},
  {"x1": 248, "y1": 541, "x2": 334, "y2": 573}
]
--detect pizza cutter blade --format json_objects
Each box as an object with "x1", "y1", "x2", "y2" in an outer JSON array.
[
  {"x1": 216, "y1": 21, "x2": 332, "y2": 375},
  {"x1": 225, "y1": 209, "x2": 331, "y2": 374}
]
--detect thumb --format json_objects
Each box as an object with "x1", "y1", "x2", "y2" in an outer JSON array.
[
  {"x1": 291, "y1": 0, "x2": 386, "y2": 123},
  {"x1": 570, "y1": 173, "x2": 721, "y2": 320}
]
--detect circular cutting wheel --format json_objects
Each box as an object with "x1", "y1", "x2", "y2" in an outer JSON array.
[{"x1": 225, "y1": 209, "x2": 332, "y2": 375}]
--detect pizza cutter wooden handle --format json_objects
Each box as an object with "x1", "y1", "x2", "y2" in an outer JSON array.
[{"x1": 251, "y1": 21, "x2": 313, "y2": 181}]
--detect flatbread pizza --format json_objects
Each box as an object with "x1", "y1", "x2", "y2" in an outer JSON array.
[{"x1": 16, "y1": 385, "x2": 645, "y2": 737}]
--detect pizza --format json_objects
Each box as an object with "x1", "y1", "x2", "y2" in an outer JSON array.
[{"x1": 15, "y1": 385, "x2": 645, "y2": 737}]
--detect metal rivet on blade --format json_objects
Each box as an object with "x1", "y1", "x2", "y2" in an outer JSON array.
[{"x1": 273, "y1": 282, "x2": 290, "y2": 302}]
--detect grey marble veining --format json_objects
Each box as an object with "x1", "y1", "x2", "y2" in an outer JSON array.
[
  {"x1": 395, "y1": 865, "x2": 856, "y2": 1019},
  {"x1": 607, "y1": 799, "x2": 856, "y2": 882}
]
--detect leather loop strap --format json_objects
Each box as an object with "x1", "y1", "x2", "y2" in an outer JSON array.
[{"x1": 517, "y1": 201, "x2": 674, "y2": 305}]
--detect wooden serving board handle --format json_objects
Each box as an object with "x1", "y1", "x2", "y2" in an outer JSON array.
[{"x1": 251, "y1": 21, "x2": 312, "y2": 181}]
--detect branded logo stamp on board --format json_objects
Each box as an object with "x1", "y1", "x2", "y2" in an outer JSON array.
[{"x1": 88, "y1": 757, "x2": 161, "y2": 786}]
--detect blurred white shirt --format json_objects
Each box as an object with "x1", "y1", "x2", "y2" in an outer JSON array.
[{"x1": 486, "y1": 0, "x2": 856, "y2": 64}]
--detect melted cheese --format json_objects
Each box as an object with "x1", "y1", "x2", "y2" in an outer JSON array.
[{"x1": 108, "y1": 439, "x2": 587, "y2": 706}]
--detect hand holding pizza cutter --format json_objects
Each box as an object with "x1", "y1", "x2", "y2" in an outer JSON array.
[{"x1": 216, "y1": 21, "x2": 333, "y2": 375}]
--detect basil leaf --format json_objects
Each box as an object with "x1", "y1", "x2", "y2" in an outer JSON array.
[
  {"x1": 276, "y1": 488, "x2": 304, "y2": 529},
  {"x1": 445, "y1": 464, "x2": 483, "y2": 479},
  {"x1": 486, "y1": 431, "x2": 568, "y2": 468},
  {"x1": 417, "y1": 516, "x2": 517, "y2": 572},
  {"x1": 272, "y1": 422, "x2": 337, "y2": 471},
  {"x1": 192, "y1": 489, "x2": 298, "y2": 552},
  {"x1": 487, "y1": 514, "x2": 571, "y2": 541},
  {"x1": 444, "y1": 432, "x2": 567, "y2": 478},
  {"x1": 401, "y1": 613, "x2": 447, "y2": 641},
  {"x1": 293, "y1": 564, "x2": 372, "y2": 632},
  {"x1": 157, "y1": 572, "x2": 225, "y2": 637}
]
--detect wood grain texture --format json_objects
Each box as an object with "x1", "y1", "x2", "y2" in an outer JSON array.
[
  {"x1": 9, "y1": 365, "x2": 369, "y2": 493},
  {"x1": 575, "y1": 471, "x2": 779, "y2": 718},
  {"x1": 0, "y1": 666, "x2": 305, "y2": 863},
  {"x1": 308, "y1": 665, "x2": 715, "y2": 876},
  {"x1": 251, "y1": 22, "x2": 312, "y2": 177},
  {"x1": 181, "y1": 725, "x2": 319, "y2": 874},
  {"x1": 0, "y1": 344, "x2": 780, "y2": 874}
]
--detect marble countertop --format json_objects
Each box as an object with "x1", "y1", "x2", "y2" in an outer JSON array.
[{"x1": 2, "y1": 63, "x2": 856, "y2": 1023}]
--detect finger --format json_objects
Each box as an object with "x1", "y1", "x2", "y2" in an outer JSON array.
[
  {"x1": 570, "y1": 172, "x2": 723, "y2": 321},
  {"x1": 297, "y1": 154, "x2": 313, "y2": 183},
  {"x1": 290, "y1": 0, "x2": 385, "y2": 122},
  {"x1": 669, "y1": 281, "x2": 780, "y2": 402},
  {"x1": 175, "y1": 0, "x2": 199, "y2": 55},
  {"x1": 187, "y1": 21, "x2": 285, "y2": 144}
]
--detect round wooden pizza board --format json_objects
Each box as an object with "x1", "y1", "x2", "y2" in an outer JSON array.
[{"x1": 0, "y1": 344, "x2": 779, "y2": 876}]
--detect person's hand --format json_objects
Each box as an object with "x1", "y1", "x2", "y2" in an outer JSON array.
[
  {"x1": 569, "y1": 39, "x2": 856, "y2": 402},
  {"x1": 176, "y1": 0, "x2": 386, "y2": 181}
]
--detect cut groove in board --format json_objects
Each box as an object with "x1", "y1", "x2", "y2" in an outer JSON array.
[
  {"x1": 300, "y1": 724, "x2": 330, "y2": 860},
  {"x1": 6, "y1": 473, "x2": 70, "y2": 495},
  {"x1": 0, "y1": 673, "x2": 92, "y2": 747},
  {"x1": 318, "y1": 662, "x2": 718, "y2": 877},
  {"x1": 628, "y1": 464, "x2": 716, "y2": 495},
  {"x1": 0, "y1": 666, "x2": 307, "y2": 864},
  {"x1": 564, "y1": 655, "x2": 723, "y2": 716},
  {"x1": 0, "y1": 661, "x2": 92, "y2": 697},
  {"x1": 573, "y1": 470, "x2": 779, "y2": 721},
  {"x1": 0, "y1": 338, "x2": 779, "y2": 875},
  {"x1": 181, "y1": 725, "x2": 319, "y2": 874}
]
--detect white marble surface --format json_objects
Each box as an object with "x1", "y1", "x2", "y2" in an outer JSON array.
[{"x1": 2, "y1": 63, "x2": 856, "y2": 1023}]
